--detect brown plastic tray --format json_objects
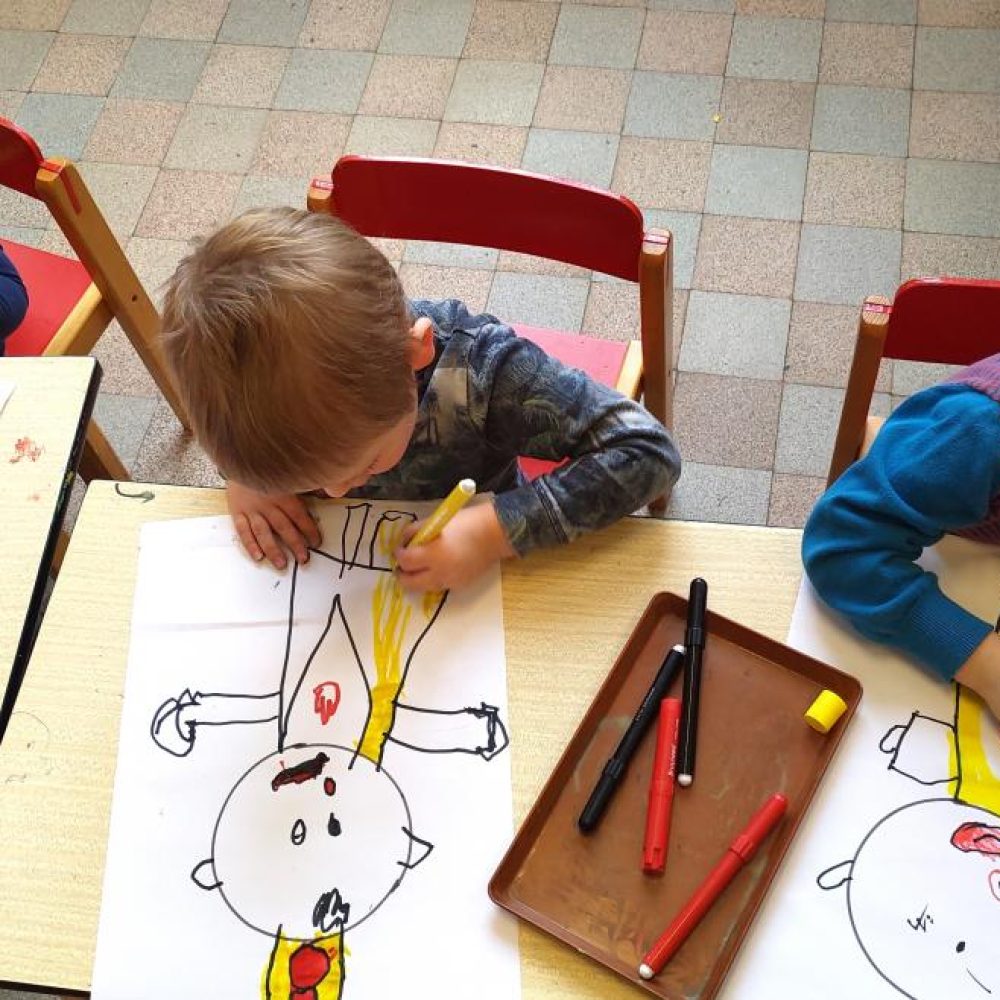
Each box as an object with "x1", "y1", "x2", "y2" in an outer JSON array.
[{"x1": 490, "y1": 591, "x2": 862, "y2": 999}]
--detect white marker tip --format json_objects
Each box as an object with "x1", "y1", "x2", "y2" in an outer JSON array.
[
  {"x1": 672, "y1": 643, "x2": 685, "y2": 653},
  {"x1": 639, "y1": 964, "x2": 654, "y2": 981},
  {"x1": 678, "y1": 773, "x2": 693, "y2": 787},
  {"x1": 458, "y1": 478, "x2": 476, "y2": 495}
]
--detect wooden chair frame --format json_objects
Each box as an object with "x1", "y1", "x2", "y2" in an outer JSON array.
[
  {"x1": 828, "y1": 278, "x2": 1000, "y2": 486},
  {"x1": 307, "y1": 156, "x2": 674, "y2": 510},
  {"x1": 2, "y1": 120, "x2": 189, "y2": 479}
]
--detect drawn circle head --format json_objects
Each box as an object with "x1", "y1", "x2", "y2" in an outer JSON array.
[
  {"x1": 843, "y1": 799, "x2": 1000, "y2": 999},
  {"x1": 202, "y1": 745, "x2": 414, "y2": 940}
]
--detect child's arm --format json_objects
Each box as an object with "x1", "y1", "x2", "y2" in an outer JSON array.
[
  {"x1": 475, "y1": 328, "x2": 680, "y2": 556},
  {"x1": 955, "y1": 632, "x2": 1000, "y2": 721},
  {"x1": 803, "y1": 384, "x2": 1000, "y2": 686},
  {"x1": 0, "y1": 246, "x2": 28, "y2": 349}
]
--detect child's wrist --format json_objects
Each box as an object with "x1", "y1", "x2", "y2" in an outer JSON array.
[{"x1": 955, "y1": 631, "x2": 1000, "y2": 699}]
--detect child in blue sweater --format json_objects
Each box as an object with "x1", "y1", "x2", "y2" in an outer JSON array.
[
  {"x1": 0, "y1": 245, "x2": 28, "y2": 354},
  {"x1": 803, "y1": 354, "x2": 1000, "y2": 724}
]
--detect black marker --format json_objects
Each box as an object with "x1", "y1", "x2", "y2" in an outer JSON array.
[
  {"x1": 578, "y1": 644, "x2": 685, "y2": 834},
  {"x1": 677, "y1": 578, "x2": 708, "y2": 787}
]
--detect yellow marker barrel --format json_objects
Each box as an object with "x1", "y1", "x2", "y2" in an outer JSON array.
[
  {"x1": 804, "y1": 689, "x2": 848, "y2": 734},
  {"x1": 409, "y1": 478, "x2": 476, "y2": 546}
]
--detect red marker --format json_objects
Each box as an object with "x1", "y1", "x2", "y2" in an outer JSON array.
[
  {"x1": 638, "y1": 792, "x2": 788, "y2": 980},
  {"x1": 642, "y1": 698, "x2": 681, "y2": 874}
]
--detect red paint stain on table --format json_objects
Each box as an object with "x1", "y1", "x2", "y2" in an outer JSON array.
[{"x1": 9, "y1": 437, "x2": 44, "y2": 463}]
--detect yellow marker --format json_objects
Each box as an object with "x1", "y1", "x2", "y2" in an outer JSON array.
[
  {"x1": 408, "y1": 478, "x2": 476, "y2": 546},
  {"x1": 804, "y1": 689, "x2": 848, "y2": 734}
]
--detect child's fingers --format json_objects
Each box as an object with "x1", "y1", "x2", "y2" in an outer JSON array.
[
  {"x1": 234, "y1": 513, "x2": 265, "y2": 563},
  {"x1": 267, "y1": 507, "x2": 310, "y2": 565},
  {"x1": 395, "y1": 566, "x2": 438, "y2": 593},
  {"x1": 394, "y1": 544, "x2": 432, "y2": 573},
  {"x1": 282, "y1": 497, "x2": 322, "y2": 548},
  {"x1": 400, "y1": 521, "x2": 420, "y2": 546},
  {"x1": 247, "y1": 512, "x2": 287, "y2": 570}
]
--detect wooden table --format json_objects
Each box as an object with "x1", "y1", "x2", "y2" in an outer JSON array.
[
  {"x1": 0, "y1": 355, "x2": 100, "y2": 741},
  {"x1": 0, "y1": 481, "x2": 803, "y2": 997}
]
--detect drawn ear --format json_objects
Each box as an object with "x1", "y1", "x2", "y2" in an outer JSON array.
[
  {"x1": 816, "y1": 859, "x2": 853, "y2": 891},
  {"x1": 190, "y1": 858, "x2": 222, "y2": 891},
  {"x1": 397, "y1": 827, "x2": 434, "y2": 871}
]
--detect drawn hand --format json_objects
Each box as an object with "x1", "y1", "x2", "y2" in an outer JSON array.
[
  {"x1": 225, "y1": 481, "x2": 321, "y2": 570},
  {"x1": 393, "y1": 503, "x2": 514, "y2": 593},
  {"x1": 955, "y1": 631, "x2": 1000, "y2": 724}
]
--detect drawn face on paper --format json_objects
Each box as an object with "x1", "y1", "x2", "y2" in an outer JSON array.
[
  {"x1": 824, "y1": 799, "x2": 1000, "y2": 999},
  {"x1": 193, "y1": 745, "x2": 417, "y2": 941}
]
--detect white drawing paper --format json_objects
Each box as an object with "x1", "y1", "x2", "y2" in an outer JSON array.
[
  {"x1": 724, "y1": 535, "x2": 1000, "y2": 1000},
  {"x1": 91, "y1": 501, "x2": 520, "y2": 1000},
  {"x1": 0, "y1": 378, "x2": 14, "y2": 417}
]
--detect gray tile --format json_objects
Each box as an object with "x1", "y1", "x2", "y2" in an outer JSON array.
[
  {"x1": 727, "y1": 16, "x2": 822, "y2": 82},
  {"x1": 795, "y1": 223, "x2": 901, "y2": 304},
  {"x1": 768, "y1": 473, "x2": 826, "y2": 527},
  {"x1": 774, "y1": 383, "x2": 843, "y2": 476},
  {"x1": 275, "y1": 49, "x2": 373, "y2": 113},
  {"x1": 92, "y1": 392, "x2": 158, "y2": 472},
  {"x1": 62, "y1": 0, "x2": 149, "y2": 34},
  {"x1": 624, "y1": 72, "x2": 723, "y2": 141},
  {"x1": 345, "y1": 115, "x2": 438, "y2": 155},
  {"x1": 811, "y1": 84, "x2": 910, "y2": 156},
  {"x1": 651, "y1": 0, "x2": 736, "y2": 11},
  {"x1": 444, "y1": 60, "x2": 543, "y2": 126},
  {"x1": 550, "y1": 4, "x2": 645, "y2": 70},
  {"x1": 667, "y1": 462, "x2": 772, "y2": 525},
  {"x1": 231, "y1": 174, "x2": 311, "y2": 217},
  {"x1": 111, "y1": 37, "x2": 210, "y2": 101},
  {"x1": 679, "y1": 290, "x2": 790, "y2": 379},
  {"x1": 380, "y1": 0, "x2": 475, "y2": 56},
  {"x1": 402, "y1": 241, "x2": 497, "y2": 269},
  {"x1": 15, "y1": 92, "x2": 102, "y2": 159},
  {"x1": 521, "y1": 129, "x2": 619, "y2": 187},
  {"x1": 705, "y1": 144, "x2": 807, "y2": 220},
  {"x1": 0, "y1": 182, "x2": 50, "y2": 227},
  {"x1": 905, "y1": 160, "x2": 1000, "y2": 237},
  {"x1": 892, "y1": 360, "x2": 961, "y2": 396},
  {"x1": 826, "y1": 0, "x2": 915, "y2": 22},
  {"x1": 0, "y1": 30, "x2": 53, "y2": 89},
  {"x1": 133, "y1": 399, "x2": 223, "y2": 487},
  {"x1": 644, "y1": 209, "x2": 701, "y2": 289},
  {"x1": 0, "y1": 225, "x2": 46, "y2": 247},
  {"x1": 914, "y1": 26, "x2": 1000, "y2": 92},
  {"x1": 164, "y1": 105, "x2": 267, "y2": 173},
  {"x1": 77, "y1": 161, "x2": 157, "y2": 238},
  {"x1": 487, "y1": 272, "x2": 589, "y2": 331},
  {"x1": 674, "y1": 370, "x2": 781, "y2": 468},
  {"x1": 218, "y1": 0, "x2": 309, "y2": 46}
]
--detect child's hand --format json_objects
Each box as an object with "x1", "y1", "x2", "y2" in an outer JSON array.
[
  {"x1": 225, "y1": 481, "x2": 321, "y2": 570},
  {"x1": 955, "y1": 632, "x2": 1000, "y2": 723},
  {"x1": 393, "y1": 503, "x2": 515, "y2": 593}
]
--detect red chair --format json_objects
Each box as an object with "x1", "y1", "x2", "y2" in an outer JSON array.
[
  {"x1": 827, "y1": 277, "x2": 1000, "y2": 485},
  {"x1": 0, "y1": 116, "x2": 188, "y2": 479},
  {"x1": 307, "y1": 155, "x2": 673, "y2": 510}
]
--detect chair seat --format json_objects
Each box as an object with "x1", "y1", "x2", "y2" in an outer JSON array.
[
  {"x1": 513, "y1": 324, "x2": 630, "y2": 480},
  {"x1": 2, "y1": 240, "x2": 93, "y2": 356}
]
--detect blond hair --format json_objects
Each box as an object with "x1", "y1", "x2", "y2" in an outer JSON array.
[{"x1": 161, "y1": 207, "x2": 413, "y2": 493}]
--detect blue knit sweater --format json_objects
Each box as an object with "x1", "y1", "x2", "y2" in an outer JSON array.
[
  {"x1": 0, "y1": 245, "x2": 28, "y2": 355},
  {"x1": 802, "y1": 379, "x2": 1000, "y2": 680}
]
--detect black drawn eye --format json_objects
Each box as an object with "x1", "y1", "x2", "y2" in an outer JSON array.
[
  {"x1": 957, "y1": 941, "x2": 966, "y2": 953},
  {"x1": 291, "y1": 818, "x2": 306, "y2": 845},
  {"x1": 328, "y1": 812, "x2": 342, "y2": 837}
]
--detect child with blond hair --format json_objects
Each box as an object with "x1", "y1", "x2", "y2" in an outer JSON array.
[{"x1": 161, "y1": 207, "x2": 679, "y2": 593}]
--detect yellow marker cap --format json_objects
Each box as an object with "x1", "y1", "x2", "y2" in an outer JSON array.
[{"x1": 804, "y1": 689, "x2": 847, "y2": 734}]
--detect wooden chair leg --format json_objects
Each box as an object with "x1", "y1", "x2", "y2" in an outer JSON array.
[{"x1": 78, "y1": 419, "x2": 129, "y2": 482}]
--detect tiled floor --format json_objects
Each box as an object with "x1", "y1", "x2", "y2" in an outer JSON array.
[{"x1": 2, "y1": 0, "x2": 1000, "y2": 566}]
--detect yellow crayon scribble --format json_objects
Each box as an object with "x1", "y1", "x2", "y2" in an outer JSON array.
[
  {"x1": 955, "y1": 685, "x2": 1000, "y2": 813},
  {"x1": 359, "y1": 519, "x2": 411, "y2": 762},
  {"x1": 262, "y1": 929, "x2": 345, "y2": 1000}
]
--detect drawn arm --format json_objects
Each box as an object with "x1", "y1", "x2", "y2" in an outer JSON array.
[{"x1": 385, "y1": 702, "x2": 509, "y2": 761}]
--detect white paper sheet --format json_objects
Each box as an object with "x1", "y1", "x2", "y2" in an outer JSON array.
[
  {"x1": 0, "y1": 379, "x2": 14, "y2": 417},
  {"x1": 724, "y1": 535, "x2": 1000, "y2": 1000},
  {"x1": 92, "y1": 501, "x2": 520, "y2": 1000}
]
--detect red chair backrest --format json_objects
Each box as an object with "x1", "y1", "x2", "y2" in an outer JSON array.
[
  {"x1": 883, "y1": 278, "x2": 1000, "y2": 365},
  {"x1": 0, "y1": 117, "x2": 44, "y2": 199},
  {"x1": 322, "y1": 155, "x2": 645, "y2": 281}
]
